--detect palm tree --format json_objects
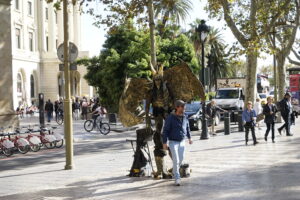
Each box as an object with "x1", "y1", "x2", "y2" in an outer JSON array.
[
  {"x1": 154, "y1": 0, "x2": 193, "y2": 35},
  {"x1": 187, "y1": 20, "x2": 232, "y2": 90},
  {"x1": 206, "y1": 28, "x2": 232, "y2": 90}
]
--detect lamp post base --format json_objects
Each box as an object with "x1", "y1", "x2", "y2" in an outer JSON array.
[
  {"x1": 64, "y1": 165, "x2": 74, "y2": 170},
  {"x1": 200, "y1": 118, "x2": 209, "y2": 140}
]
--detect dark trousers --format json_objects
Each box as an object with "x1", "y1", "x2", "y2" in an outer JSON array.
[
  {"x1": 278, "y1": 116, "x2": 290, "y2": 135},
  {"x1": 245, "y1": 126, "x2": 257, "y2": 144},
  {"x1": 265, "y1": 122, "x2": 275, "y2": 141},
  {"x1": 46, "y1": 111, "x2": 52, "y2": 122}
]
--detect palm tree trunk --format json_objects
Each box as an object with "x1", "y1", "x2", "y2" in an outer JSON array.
[{"x1": 147, "y1": 0, "x2": 157, "y2": 70}]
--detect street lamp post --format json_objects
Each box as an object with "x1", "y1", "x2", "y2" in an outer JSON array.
[
  {"x1": 63, "y1": 0, "x2": 74, "y2": 170},
  {"x1": 196, "y1": 20, "x2": 210, "y2": 140}
]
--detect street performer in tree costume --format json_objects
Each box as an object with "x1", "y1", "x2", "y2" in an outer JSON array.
[
  {"x1": 146, "y1": 64, "x2": 173, "y2": 178},
  {"x1": 118, "y1": 61, "x2": 205, "y2": 179}
]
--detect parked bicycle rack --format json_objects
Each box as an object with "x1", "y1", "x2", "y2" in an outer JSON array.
[{"x1": 0, "y1": 125, "x2": 64, "y2": 157}]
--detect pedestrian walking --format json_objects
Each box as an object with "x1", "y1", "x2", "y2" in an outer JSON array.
[
  {"x1": 81, "y1": 99, "x2": 88, "y2": 120},
  {"x1": 254, "y1": 98, "x2": 262, "y2": 130},
  {"x1": 163, "y1": 100, "x2": 193, "y2": 186},
  {"x1": 278, "y1": 92, "x2": 293, "y2": 136},
  {"x1": 73, "y1": 98, "x2": 80, "y2": 120},
  {"x1": 242, "y1": 101, "x2": 258, "y2": 146},
  {"x1": 54, "y1": 101, "x2": 59, "y2": 120},
  {"x1": 206, "y1": 100, "x2": 226, "y2": 136},
  {"x1": 263, "y1": 97, "x2": 278, "y2": 143},
  {"x1": 45, "y1": 99, "x2": 54, "y2": 122}
]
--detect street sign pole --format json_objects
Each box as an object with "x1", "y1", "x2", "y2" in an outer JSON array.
[{"x1": 63, "y1": 0, "x2": 74, "y2": 170}]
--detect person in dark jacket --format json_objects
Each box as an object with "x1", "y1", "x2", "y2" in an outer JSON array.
[
  {"x1": 206, "y1": 100, "x2": 226, "y2": 136},
  {"x1": 263, "y1": 97, "x2": 278, "y2": 143},
  {"x1": 45, "y1": 99, "x2": 54, "y2": 122},
  {"x1": 278, "y1": 92, "x2": 293, "y2": 136},
  {"x1": 163, "y1": 100, "x2": 192, "y2": 186}
]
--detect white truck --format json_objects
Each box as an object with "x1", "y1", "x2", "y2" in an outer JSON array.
[{"x1": 213, "y1": 78, "x2": 246, "y2": 113}]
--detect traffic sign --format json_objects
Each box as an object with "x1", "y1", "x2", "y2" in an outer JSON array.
[{"x1": 57, "y1": 42, "x2": 78, "y2": 63}]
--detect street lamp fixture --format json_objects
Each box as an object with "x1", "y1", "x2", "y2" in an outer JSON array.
[{"x1": 196, "y1": 20, "x2": 210, "y2": 140}]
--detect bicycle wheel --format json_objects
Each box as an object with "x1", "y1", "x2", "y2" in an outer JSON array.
[
  {"x1": 3, "y1": 147, "x2": 14, "y2": 157},
  {"x1": 44, "y1": 141, "x2": 56, "y2": 149},
  {"x1": 55, "y1": 139, "x2": 64, "y2": 148},
  {"x1": 84, "y1": 120, "x2": 94, "y2": 132},
  {"x1": 56, "y1": 115, "x2": 63, "y2": 125},
  {"x1": 17, "y1": 145, "x2": 30, "y2": 154},
  {"x1": 99, "y1": 123, "x2": 110, "y2": 135},
  {"x1": 30, "y1": 144, "x2": 40, "y2": 152}
]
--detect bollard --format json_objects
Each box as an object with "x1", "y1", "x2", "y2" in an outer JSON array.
[
  {"x1": 238, "y1": 110, "x2": 244, "y2": 132},
  {"x1": 224, "y1": 111, "x2": 231, "y2": 135},
  {"x1": 39, "y1": 93, "x2": 45, "y2": 127}
]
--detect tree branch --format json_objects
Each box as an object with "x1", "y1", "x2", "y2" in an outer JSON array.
[
  {"x1": 249, "y1": 0, "x2": 257, "y2": 39},
  {"x1": 282, "y1": 0, "x2": 300, "y2": 56},
  {"x1": 221, "y1": 0, "x2": 247, "y2": 48},
  {"x1": 260, "y1": 0, "x2": 292, "y2": 36},
  {"x1": 291, "y1": 48, "x2": 300, "y2": 60},
  {"x1": 288, "y1": 57, "x2": 300, "y2": 65}
]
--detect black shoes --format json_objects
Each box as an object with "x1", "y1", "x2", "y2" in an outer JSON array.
[
  {"x1": 272, "y1": 140, "x2": 275, "y2": 143},
  {"x1": 254, "y1": 141, "x2": 259, "y2": 145},
  {"x1": 287, "y1": 133, "x2": 293, "y2": 136},
  {"x1": 264, "y1": 136, "x2": 267, "y2": 142}
]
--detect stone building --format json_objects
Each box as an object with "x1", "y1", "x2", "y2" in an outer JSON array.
[{"x1": 2, "y1": 0, "x2": 93, "y2": 111}]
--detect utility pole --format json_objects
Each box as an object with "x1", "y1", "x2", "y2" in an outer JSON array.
[{"x1": 63, "y1": 0, "x2": 74, "y2": 170}]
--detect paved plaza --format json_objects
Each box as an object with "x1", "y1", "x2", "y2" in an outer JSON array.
[{"x1": 0, "y1": 117, "x2": 300, "y2": 200}]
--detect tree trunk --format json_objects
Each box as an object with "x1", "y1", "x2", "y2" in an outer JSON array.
[
  {"x1": 245, "y1": 51, "x2": 258, "y2": 105},
  {"x1": 277, "y1": 54, "x2": 286, "y2": 100},
  {"x1": 147, "y1": 0, "x2": 157, "y2": 69}
]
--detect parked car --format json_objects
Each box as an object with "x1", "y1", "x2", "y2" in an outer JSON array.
[{"x1": 185, "y1": 101, "x2": 220, "y2": 131}]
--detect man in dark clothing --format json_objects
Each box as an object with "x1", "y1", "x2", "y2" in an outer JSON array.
[
  {"x1": 45, "y1": 99, "x2": 54, "y2": 122},
  {"x1": 263, "y1": 97, "x2": 278, "y2": 143},
  {"x1": 206, "y1": 100, "x2": 226, "y2": 136},
  {"x1": 54, "y1": 101, "x2": 59, "y2": 120},
  {"x1": 278, "y1": 92, "x2": 293, "y2": 136}
]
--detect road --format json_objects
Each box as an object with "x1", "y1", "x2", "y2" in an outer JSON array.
[{"x1": 0, "y1": 116, "x2": 299, "y2": 200}]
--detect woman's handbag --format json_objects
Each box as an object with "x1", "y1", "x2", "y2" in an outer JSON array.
[{"x1": 256, "y1": 113, "x2": 265, "y2": 122}]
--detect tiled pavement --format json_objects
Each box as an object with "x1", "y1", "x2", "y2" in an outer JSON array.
[{"x1": 0, "y1": 117, "x2": 300, "y2": 200}]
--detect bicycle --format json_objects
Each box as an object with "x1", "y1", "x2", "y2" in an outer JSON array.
[
  {"x1": 56, "y1": 111, "x2": 64, "y2": 125},
  {"x1": 0, "y1": 131, "x2": 15, "y2": 157},
  {"x1": 11, "y1": 128, "x2": 30, "y2": 154},
  {"x1": 23, "y1": 126, "x2": 42, "y2": 152},
  {"x1": 84, "y1": 115, "x2": 110, "y2": 135}
]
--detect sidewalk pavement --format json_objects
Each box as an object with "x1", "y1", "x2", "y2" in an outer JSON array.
[{"x1": 0, "y1": 117, "x2": 300, "y2": 200}]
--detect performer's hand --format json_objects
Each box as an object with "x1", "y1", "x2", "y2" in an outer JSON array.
[
  {"x1": 163, "y1": 143, "x2": 168, "y2": 150},
  {"x1": 189, "y1": 139, "x2": 193, "y2": 145}
]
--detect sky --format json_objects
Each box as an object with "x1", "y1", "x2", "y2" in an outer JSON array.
[{"x1": 81, "y1": 0, "x2": 274, "y2": 67}]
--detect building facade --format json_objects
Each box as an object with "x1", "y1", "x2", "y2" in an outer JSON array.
[{"x1": 10, "y1": 0, "x2": 93, "y2": 109}]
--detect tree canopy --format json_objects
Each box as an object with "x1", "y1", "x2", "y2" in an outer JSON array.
[{"x1": 78, "y1": 23, "x2": 199, "y2": 111}]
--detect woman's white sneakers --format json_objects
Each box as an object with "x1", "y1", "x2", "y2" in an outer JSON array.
[{"x1": 175, "y1": 179, "x2": 181, "y2": 186}]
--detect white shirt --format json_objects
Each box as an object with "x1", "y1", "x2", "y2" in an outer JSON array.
[{"x1": 254, "y1": 102, "x2": 262, "y2": 115}]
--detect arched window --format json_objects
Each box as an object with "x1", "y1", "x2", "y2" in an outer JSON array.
[
  {"x1": 17, "y1": 73, "x2": 22, "y2": 93},
  {"x1": 30, "y1": 75, "x2": 35, "y2": 98}
]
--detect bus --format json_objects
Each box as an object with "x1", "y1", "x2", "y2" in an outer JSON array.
[{"x1": 287, "y1": 67, "x2": 300, "y2": 114}]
